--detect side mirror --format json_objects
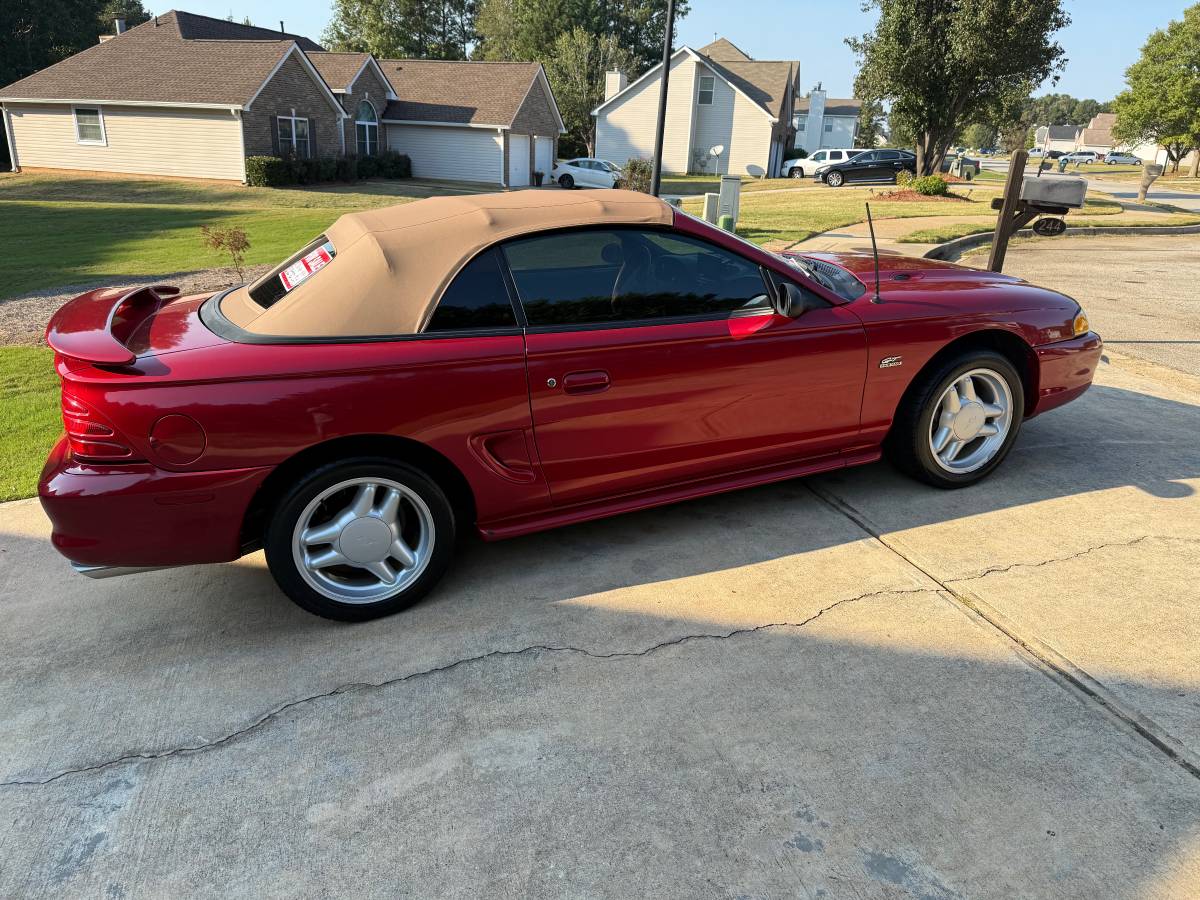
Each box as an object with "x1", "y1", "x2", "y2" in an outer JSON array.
[{"x1": 774, "y1": 281, "x2": 823, "y2": 318}]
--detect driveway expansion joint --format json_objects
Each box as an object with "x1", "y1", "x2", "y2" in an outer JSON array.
[
  {"x1": 805, "y1": 480, "x2": 1200, "y2": 782},
  {"x1": 0, "y1": 585, "x2": 936, "y2": 789}
]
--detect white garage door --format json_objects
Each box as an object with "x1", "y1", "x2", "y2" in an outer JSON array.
[
  {"x1": 384, "y1": 124, "x2": 502, "y2": 184},
  {"x1": 534, "y1": 136, "x2": 554, "y2": 178},
  {"x1": 508, "y1": 133, "x2": 530, "y2": 187}
]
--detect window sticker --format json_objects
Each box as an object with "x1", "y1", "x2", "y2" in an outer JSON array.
[{"x1": 279, "y1": 241, "x2": 335, "y2": 292}]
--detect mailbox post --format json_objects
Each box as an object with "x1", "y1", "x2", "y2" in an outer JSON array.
[{"x1": 987, "y1": 150, "x2": 1087, "y2": 272}]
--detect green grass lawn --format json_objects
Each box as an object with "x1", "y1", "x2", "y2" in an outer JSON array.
[
  {"x1": 0, "y1": 347, "x2": 59, "y2": 502},
  {"x1": 0, "y1": 172, "x2": 490, "y2": 301},
  {"x1": 658, "y1": 174, "x2": 815, "y2": 196},
  {"x1": 683, "y1": 184, "x2": 1005, "y2": 245}
]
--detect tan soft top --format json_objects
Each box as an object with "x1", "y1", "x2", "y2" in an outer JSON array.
[{"x1": 220, "y1": 189, "x2": 675, "y2": 337}]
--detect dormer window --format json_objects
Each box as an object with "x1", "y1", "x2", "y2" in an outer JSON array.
[{"x1": 697, "y1": 75, "x2": 714, "y2": 105}]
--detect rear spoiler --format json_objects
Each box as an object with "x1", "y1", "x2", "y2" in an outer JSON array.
[{"x1": 46, "y1": 285, "x2": 180, "y2": 365}]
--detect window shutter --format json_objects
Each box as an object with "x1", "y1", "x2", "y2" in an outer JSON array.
[
  {"x1": 309, "y1": 118, "x2": 317, "y2": 158},
  {"x1": 270, "y1": 116, "x2": 280, "y2": 156}
]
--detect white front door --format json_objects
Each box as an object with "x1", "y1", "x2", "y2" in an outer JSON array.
[
  {"x1": 534, "y1": 136, "x2": 553, "y2": 180},
  {"x1": 508, "y1": 134, "x2": 530, "y2": 186}
]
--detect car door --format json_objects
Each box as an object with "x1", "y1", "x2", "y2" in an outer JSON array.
[
  {"x1": 505, "y1": 227, "x2": 868, "y2": 505},
  {"x1": 845, "y1": 151, "x2": 879, "y2": 182}
]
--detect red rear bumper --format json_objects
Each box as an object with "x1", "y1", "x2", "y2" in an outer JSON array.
[
  {"x1": 1030, "y1": 331, "x2": 1103, "y2": 417},
  {"x1": 38, "y1": 438, "x2": 272, "y2": 568}
]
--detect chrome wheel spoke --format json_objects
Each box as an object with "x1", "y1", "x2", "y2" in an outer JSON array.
[
  {"x1": 932, "y1": 426, "x2": 953, "y2": 452},
  {"x1": 981, "y1": 402, "x2": 1004, "y2": 419},
  {"x1": 350, "y1": 483, "x2": 377, "y2": 517},
  {"x1": 301, "y1": 519, "x2": 344, "y2": 546},
  {"x1": 363, "y1": 559, "x2": 398, "y2": 585},
  {"x1": 307, "y1": 547, "x2": 349, "y2": 569},
  {"x1": 376, "y1": 488, "x2": 402, "y2": 526},
  {"x1": 941, "y1": 440, "x2": 966, "y2": 463},
  {"x1": 389, "y1": 537, "x2": 417, "y2": 569},
  {"x1": 943, "y1": 389, "x2": 961, "y2": 414},
  {"x1": 958, "y1": 376, "x2": 977, "y2": 402},
  {"x1": 977, "y1": 423, "x2": 999, "y2": 437}
]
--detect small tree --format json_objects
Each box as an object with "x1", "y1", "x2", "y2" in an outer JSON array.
[
  {"x1": 620, "y1": 158, "x2": 653, "y2": 193},
  {"x1": 848, "y1": 0, "x2": 1069, "y2": 175},
  {"x1": 543, "y1": 26, "x2": 636, "y2": 157},
  {"x1": 855, "y1": 97, "x2": 887, "y2": 148},
  {"x1": 1112, "y1": 4, "x2": 1200, "y2": 175},
  {"x1": 200, "y1": 226, "x2": 250, "y2": 281}
]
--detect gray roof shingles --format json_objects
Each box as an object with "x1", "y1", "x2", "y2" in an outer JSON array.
[{"x1": 0, "y1": 11, "x2": 318, "y2": 106}]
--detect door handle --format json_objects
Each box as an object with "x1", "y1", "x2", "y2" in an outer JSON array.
[{"x1": 561, "y1": 370, "x2": 611, "y2": 394}]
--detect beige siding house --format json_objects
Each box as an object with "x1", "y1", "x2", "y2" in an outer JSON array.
[
  {"x1": 594, "y1": 38, "x2": 799, "y2": 177},
  {"x1": 0, "y1": 9, "x2": 565, "y2": 187}
]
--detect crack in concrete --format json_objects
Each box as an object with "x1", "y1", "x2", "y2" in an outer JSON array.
[
  {"x1": 1, "y1": 586, "x2": 935, "y2": 789},
  {"x1": 944, "y1": 534, "x2": 1197, "y2": 583},
  {"x1": 804, "y1": 480, "x2": 1200, "y2": 782}
]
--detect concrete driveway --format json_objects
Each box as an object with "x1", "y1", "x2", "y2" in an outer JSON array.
[{"x1": 2, "y1": 348, "x2": 1198, "y2": 898}]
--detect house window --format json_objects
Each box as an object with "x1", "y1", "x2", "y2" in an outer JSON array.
[
  {"x1": 355, "y1": 101, "x2": 379, "y2": 157},
  {"x1": 277, "y1": 114, "x2": 310, "y2": 158},
  {"x1": 797, "y1": 122, "x2": 806, "y2": 132},
  {"x1": 698, "y1": 75, "x2": 715, "y2": 106},
  {"x1": 824, "y1": 122, "x2": 833, "y2": 133},
  {"x1": 73, "y1": 107, "x2": 106, "y2": 145}
]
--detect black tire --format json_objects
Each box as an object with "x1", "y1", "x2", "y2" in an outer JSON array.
[
  {"x1": 825, "y1": 170, "x2": 844, "y2": 187},
  {"x1": 558, "y1": 174, "x2": 575, "y2": 189},
  {"x1": 265, "y1": 457, "x2": 456, "y2": 622},
  {"x1": 790, "y1": 166, "x2": 805, "y2": 179},
  {"x1": 886, "y1": 350, "x2": 1024, "y2": 489}
]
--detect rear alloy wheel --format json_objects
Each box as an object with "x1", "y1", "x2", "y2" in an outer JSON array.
[
  {"x1": 558, "y1": 174, "x2": 575, "y2": 189},
  {"x1": 790, "y1": 166, "x2": 805, "y2": 179},
  {"x1": 265, "y1": 458, "x2": 455, "y2": 621},
  {"x1": 825, "y1": 170, "x2": 844, "y2": 187},
  {"x1": 887, "y1": 351, "x2": 1024, "y2": 488}
]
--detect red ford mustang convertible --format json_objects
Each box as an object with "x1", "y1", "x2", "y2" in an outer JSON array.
[{"x1": 40, "y1": 190, "x2": 1100, "y2": 620}]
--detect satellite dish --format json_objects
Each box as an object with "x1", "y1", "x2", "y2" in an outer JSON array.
[{"x1": 709, "y1": 144, "x2": 725, "y2": 157}]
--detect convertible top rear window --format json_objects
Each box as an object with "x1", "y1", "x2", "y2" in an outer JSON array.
[{"x1": 248, "y1": 235, "x2": 337, "y2": 309}]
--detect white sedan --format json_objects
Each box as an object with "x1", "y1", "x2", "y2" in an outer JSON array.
[{"x1": 552, "y1": 157, "x2": 621, "y2": 189}]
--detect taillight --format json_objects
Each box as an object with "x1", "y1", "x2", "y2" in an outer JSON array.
[{"x1": 61, "y1": 391, "x2": 138, "y2": 461}]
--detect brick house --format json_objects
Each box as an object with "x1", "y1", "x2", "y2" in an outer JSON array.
[{"x1": 0, "y1": 10, "x2": 564, "y2": 187}]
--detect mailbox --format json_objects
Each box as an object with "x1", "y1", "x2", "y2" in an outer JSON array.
[{"x1": 1019, "y1": 175, "x2": 1087, "y2": 210}]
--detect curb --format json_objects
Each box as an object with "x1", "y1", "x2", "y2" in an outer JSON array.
[{"x1": 923, "y1": 222, "x2": 1200, "y2": 261}]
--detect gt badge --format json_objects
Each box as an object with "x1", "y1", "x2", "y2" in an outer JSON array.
[{"x1": 879, "y1": 356, "x2": 903, "y2": 369}]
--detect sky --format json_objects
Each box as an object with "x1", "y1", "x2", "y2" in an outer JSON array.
[{"x1": 168, "y1": 0, "x2": 1192, "y2": 102}]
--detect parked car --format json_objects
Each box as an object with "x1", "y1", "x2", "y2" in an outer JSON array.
[
  {"x1": 1104, "y1": 152, "x2": 1143, "y2": 166},
  {"x1": 552, "y1": 158, "x2": 621, "y2": 189},
  {"x1": 782, "y1": 148, "x2": 867, "y2": 179},
  {"x1": 1028, "y1": 147, "x2": 1047, "y2": 157},
  {"x1": 979, "y1": 147, "x2": 1000, "y2": 155},
  {"x1": 39, "y1": 190, "x2": 1101, "y2": 621},
  {"x1": 819, "y1": 149, "x2": 917, "y2": 186},
  {"x1": 1062, "y1": 151, "x2": 1100, "y2": 165}
]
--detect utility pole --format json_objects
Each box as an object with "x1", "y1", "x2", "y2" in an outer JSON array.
[{"x1": 649, "y1": 0, "x2": 677, "y2": 196}]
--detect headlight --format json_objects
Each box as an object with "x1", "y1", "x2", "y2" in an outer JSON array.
[
  {"x1": 815, "y1": 165, "x2": 829, "y2": 175},
  {"x1": 1073, "y1": 306, "x2": 1090, "y2": 336}
]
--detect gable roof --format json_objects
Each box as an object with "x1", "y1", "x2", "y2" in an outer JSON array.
[
  {"x1": 1042, "y1": 124, "x2": 1079, "y2": 141},
  {"x1": 378, "y1": 59, "x2": 545, "y2": 128},
  {"x1": 795, "y1": 97, "x2": 862, "y2": 117},
  {"x1": 592, "y1": 41, "x2": 798, "y2": 121},
  {"x1": 0, "y1": 10, "x2": 333, "y2": 109},
  {"x1": 173, "y1": 10, "x2": 323, "y2": 51},
  {"x1": 306, "y1": 51, "x2": 392, "y2": 95},
  {"x1": 697, "y1": 38, "x2": 751, "y2": 61}
]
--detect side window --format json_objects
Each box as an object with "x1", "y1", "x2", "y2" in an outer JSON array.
[
  {"x1": 828, "y1": 151, "x2": 843, "y2": 161},
  {"x1": 503, "y1": 229, "x2": 771, "y2": 328},
  {"x1": 425, "y1": 249, "x2": 517, "y2": 332},
  {"x1": 855, "y1": 151, "x2": 878, "y2": 163},
  {"x1": 879, "y1": 150, "x2": 901, "y2": 160},
  {"x1": 698, "y1": 75, "x2": 715, "y2": 105}
]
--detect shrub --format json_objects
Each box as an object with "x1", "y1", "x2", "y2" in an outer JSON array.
[
  {"x1": 377, "y1": 150, "x2": 412, "y2": 179},
  {"x1": 317, "y1": 156, "x2": 338, "y2": 182},
  {"x1": 245, "y1": 155, "x2": 290, "y2": 187},
  {"x1": 911, "y1": 174, "x2": 948, "y2": 196},
  {"x1": 895, "y1": 169, "x2": 914, "y2": 187},
  {"x1": 335, "y1": 155, "x2": 358, "y2": 182},
  {"x1": 784, "y1": 148, "x2": 808, "y2": 160},
  {"x1": 200, "y1": 225, "x2": 250, "y2": 280},
  {"x1": 620, "y1": 157, "x2": 653, "y2": 193},
  {"x1": 357, "y1": 154, "x2": 380, "y2": 179}
]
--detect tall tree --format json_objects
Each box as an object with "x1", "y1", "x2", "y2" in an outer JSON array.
[
  {"x1": 98, "y1": 0, "x2": 151, "y2": 33},
  {"x1": 543, "y1": 26, "x2": 634, "y2": 156},
  {"x1": 855, "y1": 97, "x2": 886, "y2": 148},
  {"x1": 324, "y1": 0, "x2": 477, "y2": 59},
  {"x1": 475, "y1": 0, "x2": 687, "y2": 73},
  {"x1": 1112, "y1": 3, "x2": 1200, "y2": 175},
  {"x1": 2, "y1": 0, "x2": 105, "y2": 88},
  {"x1": 848, "y1": 0, "x2": 1070, "y2": 175}
]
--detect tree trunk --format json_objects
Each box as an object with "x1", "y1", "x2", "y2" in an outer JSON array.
[{"x1": 1191, "y1": 148, "x2": 1199, "y2": 178}]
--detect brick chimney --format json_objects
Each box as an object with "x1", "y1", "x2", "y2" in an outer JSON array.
[{"x1": 605, "y1": 71, "x2": 628, "y2": 102}]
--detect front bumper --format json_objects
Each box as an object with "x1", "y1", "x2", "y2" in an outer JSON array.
[
  {"x1": 38, "y1": 437, "x2": 273, "y2": 568},
  {"x1": 1030, "y1": 331, "x2": 1103, "y2": 417}
]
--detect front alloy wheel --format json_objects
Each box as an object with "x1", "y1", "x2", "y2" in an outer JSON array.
[
  {"x1": 825, "y1": 170, "x2": 844, "y2": 187},
  {"x1": 265, "y1": 458, "x2": 455, "y2": 620},
  {"x1": 887, "y1": 351, "x2": 1024, "y2": 488}
]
